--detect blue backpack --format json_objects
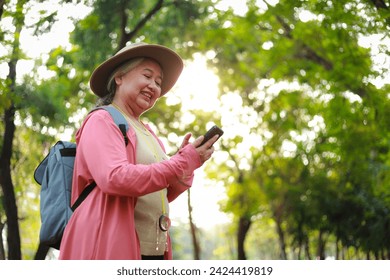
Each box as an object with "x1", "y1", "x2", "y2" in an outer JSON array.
[{"x1": 34, "y1": 106, "x2": 128, "y2": 250}]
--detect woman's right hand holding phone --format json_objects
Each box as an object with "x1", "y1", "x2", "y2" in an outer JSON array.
[{"x1": 192, "y1": 135, "x2": 219, "y2": 164}]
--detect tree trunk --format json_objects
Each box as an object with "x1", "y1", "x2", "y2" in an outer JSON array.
[
  {"x1": 0, "y1": 0, "x2": 5, "y2": 19},
  {"x1": 187, "y1": 189, "x2": 201, "y2": 259},
  {"x1": 237, "y1": 216, "x2": 251, "y2": 260},
  {"x1": 316, "y1": 230, "x2": 326, "y2": 260},
  {"x1": 0, "y1": 221, "x2": 5, "y2": 259},
  {"x1": 0, "y1": 104, "x2": 21, "y2": 260},
  {"x1": 0, "y1": 2, "x2": 24, "y2": 259},
  {"x1": 297, "y1": 244, "x2": 302, "y2": 260},
  {"x1": 304, "y1": 237, "x2": 311, "y2": 260},
  {"x1": 274, "y1": 215, "x2": 287, "y2": 259}
]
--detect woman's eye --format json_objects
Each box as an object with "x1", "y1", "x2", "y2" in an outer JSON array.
[{"x1": 143, "y1": 74, "x2": 161, "y2": 87}]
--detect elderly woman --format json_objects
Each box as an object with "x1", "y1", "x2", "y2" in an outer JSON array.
[{"x1": 59, "y1": 42, "x2": 218, "y2": 260}]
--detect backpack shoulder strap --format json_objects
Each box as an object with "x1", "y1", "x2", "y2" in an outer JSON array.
[
  {"x1": 71, "y1": 106, "x2": 129, "y2": 211},
  {"x1": 90, "y1": 106, "x2": 129, "y2": 146},
  {"x1": 71, "y1": 181, "x2": 96, "y2": 211}
]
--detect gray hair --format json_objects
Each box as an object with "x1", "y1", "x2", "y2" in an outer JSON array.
[{"x1": 95, "y1": 57, "x2": 145, "y2": 106}]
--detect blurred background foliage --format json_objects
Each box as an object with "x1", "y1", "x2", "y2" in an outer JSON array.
[{"x1": 0, "y1": 0, "x2": 389, "y2": 259}]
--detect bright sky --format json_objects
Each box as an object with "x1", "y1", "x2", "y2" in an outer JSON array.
[{"x1": 166, "y1": 56, "x2": 231, "y2": 229}]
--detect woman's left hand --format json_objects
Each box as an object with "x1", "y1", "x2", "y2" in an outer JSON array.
[{"x1": 179, "y1": 133, "x2": 192, "y2": 149}]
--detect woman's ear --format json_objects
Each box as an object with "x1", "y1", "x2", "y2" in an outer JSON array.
[{"x1": 114, "y1": 75, "x2": 122, "y2": 86}]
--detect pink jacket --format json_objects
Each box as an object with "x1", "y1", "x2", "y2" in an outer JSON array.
[{"x1": 59, "y1": 109, "x2": 201, "y2": 259}]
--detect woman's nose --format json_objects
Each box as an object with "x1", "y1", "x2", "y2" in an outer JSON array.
[{"x1": 148, "y1": 81, "x2": 160, "y2": 94}]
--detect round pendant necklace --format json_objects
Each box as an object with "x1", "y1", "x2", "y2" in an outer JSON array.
[{"x1": 112, "y1": 103, "x2": 171, "y2": 233}]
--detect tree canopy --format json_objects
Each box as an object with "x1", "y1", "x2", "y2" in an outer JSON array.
[{"x1": 0, "y1": 0, "x2": 389, "y2": 260}]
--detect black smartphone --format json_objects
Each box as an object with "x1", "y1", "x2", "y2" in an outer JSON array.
[{"x1": 198, "y1": 125, "x2": 224, "y2": 147}]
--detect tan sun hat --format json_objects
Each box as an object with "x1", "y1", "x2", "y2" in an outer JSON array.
[{"x1": 90, "y1": 42, "x2": 184, "y2": 97}]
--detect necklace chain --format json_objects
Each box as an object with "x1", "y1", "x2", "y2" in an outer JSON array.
[
  {"x1": 111, "y1": 103, "x2": 167, "y2": 216},
  {"x1": 111, "y1": 103, "x2": 149, "y2": 135}
]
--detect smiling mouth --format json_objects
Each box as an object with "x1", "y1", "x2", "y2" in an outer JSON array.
[{"x1": 141, "y1": 91, "x2": 153, "y2": 101}]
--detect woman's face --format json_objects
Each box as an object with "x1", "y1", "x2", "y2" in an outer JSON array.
[{"x1": 115, "y1": 59, "x2": 163, "y2": 117}]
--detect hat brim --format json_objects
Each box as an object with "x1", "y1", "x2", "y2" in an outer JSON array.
[{"x1": 90, "y1": 44, "x2": 183, "y2": 97}]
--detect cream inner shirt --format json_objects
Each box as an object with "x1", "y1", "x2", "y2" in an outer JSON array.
[{"x1": 126, "y1": 115, "x2": 170, "y2": 256}]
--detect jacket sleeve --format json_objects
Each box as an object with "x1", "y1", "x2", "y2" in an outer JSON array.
[
  {"x1": 76, "y1": 110, "x2": 202, "y2": 198},
  {"x1": 166, "y1": 171, "x2": 194, "y2": 202},
  {"x1": 147, "y1": 125, "x2": 196, "y2": 202}
]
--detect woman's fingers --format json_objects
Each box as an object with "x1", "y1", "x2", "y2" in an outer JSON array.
[
  {"x1": 194, "y1": 135, "x2": 219, "y2": 163},
  {"x1": 179, "y1": 133, "x2": 192, "y2": 149}
]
